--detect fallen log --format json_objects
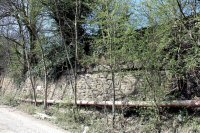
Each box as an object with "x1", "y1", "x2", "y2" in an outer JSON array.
[
  {"x1": 77, "y1": 100, "x2": 200, "y2": 108},
  {"x1": 18, "y1": 99, "x2": 200, "y2": 108}
]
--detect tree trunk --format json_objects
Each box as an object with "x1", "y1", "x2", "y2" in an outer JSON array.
[
  {"x1": 25, "y1": 49, "x2": 37, "y2": 106},
  {"x1": 74, "y1": 0, "x2": 79, "y2": 110},
  {"x1": 111, "y1": 70, "x2": 115, "y2": 127},
  {"x1": 40, "y1": 43, "x2": 48, "y2": 110},
  {"x1": 19, "y1": 99, "x2": 200, "y2": 108},
  {"x1": 16, "y1": 16, "x2": 37, "y2": 106}
]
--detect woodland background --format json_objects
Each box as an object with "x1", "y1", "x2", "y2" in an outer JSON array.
[{"x1": 1, "y1": 0, "x2": 200, "y2": 132}]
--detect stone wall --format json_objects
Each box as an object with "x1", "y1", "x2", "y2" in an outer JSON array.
[
  {"x1": 76, "y1": 72, "x2": 138, "y2": 101},
  {"x1": 1, "y1": 69, "x2": 140, "y2": 101}
]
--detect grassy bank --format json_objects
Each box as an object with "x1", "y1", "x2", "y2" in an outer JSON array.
[{"x1": 1, "y1": 94, "x2": 200, "y2": 133}]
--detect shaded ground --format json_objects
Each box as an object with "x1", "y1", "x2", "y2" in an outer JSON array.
[{"x1": 0, "y1": 106, "x2": 69, "y2": 133}]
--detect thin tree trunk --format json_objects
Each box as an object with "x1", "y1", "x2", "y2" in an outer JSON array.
[
  {"x1": 40, "y1": 43, "x2": 48, "y2": 110},
  {"x1": 16, "y1": 17, "x2": 37, "y2": 106},
  {"x1": 74, "y1": 0, "x2": 79, "y2": 111},
  {"x1": 111, "y1": 70, "x2": 115, "y2": 127},
  {"x1": 22, "y1": 43, "x2": 27, "y2": 76},
  {"x1": 54, "y1": 0, "x2": 75, "y2": 98},
  {"x1": 54, "y1": 0, "x2": 79, "y2": 120},
  {"x1": 24, "y1": 49, "x2": 37, "y2": 106},
  {"x1": 0, "y1": 73, "x2": 5, "y2": 95}
]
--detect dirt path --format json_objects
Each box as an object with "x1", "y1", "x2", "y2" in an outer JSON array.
[{"x1": 0, "y1": 106, "x2": 69, "y2": 133}]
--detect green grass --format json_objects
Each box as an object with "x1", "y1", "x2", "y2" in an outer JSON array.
[
  {"x1": 0, "y1": 94, "x2": 19, "y2": 106},
  {"x1": 16, "y1": 103, "x2": 39, "y2": 115},
  {"x1": 1, "y1": 95, "x2": 200, "y2": 133}
]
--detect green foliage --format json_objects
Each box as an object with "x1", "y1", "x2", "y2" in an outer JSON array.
[
  {"x1": 89, "y1": 0, "x2": 137, "y2": 66},
  {"x1": 33, "y1": 37, "x2": 69, "y2": 79},
  {"x1": 133, "y1": 0, "x2": 200, "y2": 99}
]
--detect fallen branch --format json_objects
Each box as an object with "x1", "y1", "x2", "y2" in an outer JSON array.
[{"x1": 18, "y1": 99, "x2": 200, "y2": 108}]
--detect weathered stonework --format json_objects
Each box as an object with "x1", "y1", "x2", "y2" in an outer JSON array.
[{"x1": 1, "y1": 69, "x2": 140, "y2": 101}]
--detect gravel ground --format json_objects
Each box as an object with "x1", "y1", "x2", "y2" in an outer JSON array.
[{"x1": 0, "y1": 106, "x2": 69, "y2": 133}]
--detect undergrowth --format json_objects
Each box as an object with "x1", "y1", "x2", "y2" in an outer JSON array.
[{"x1": 1, "y1": 96, "x2": 200, "y2": 133}]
